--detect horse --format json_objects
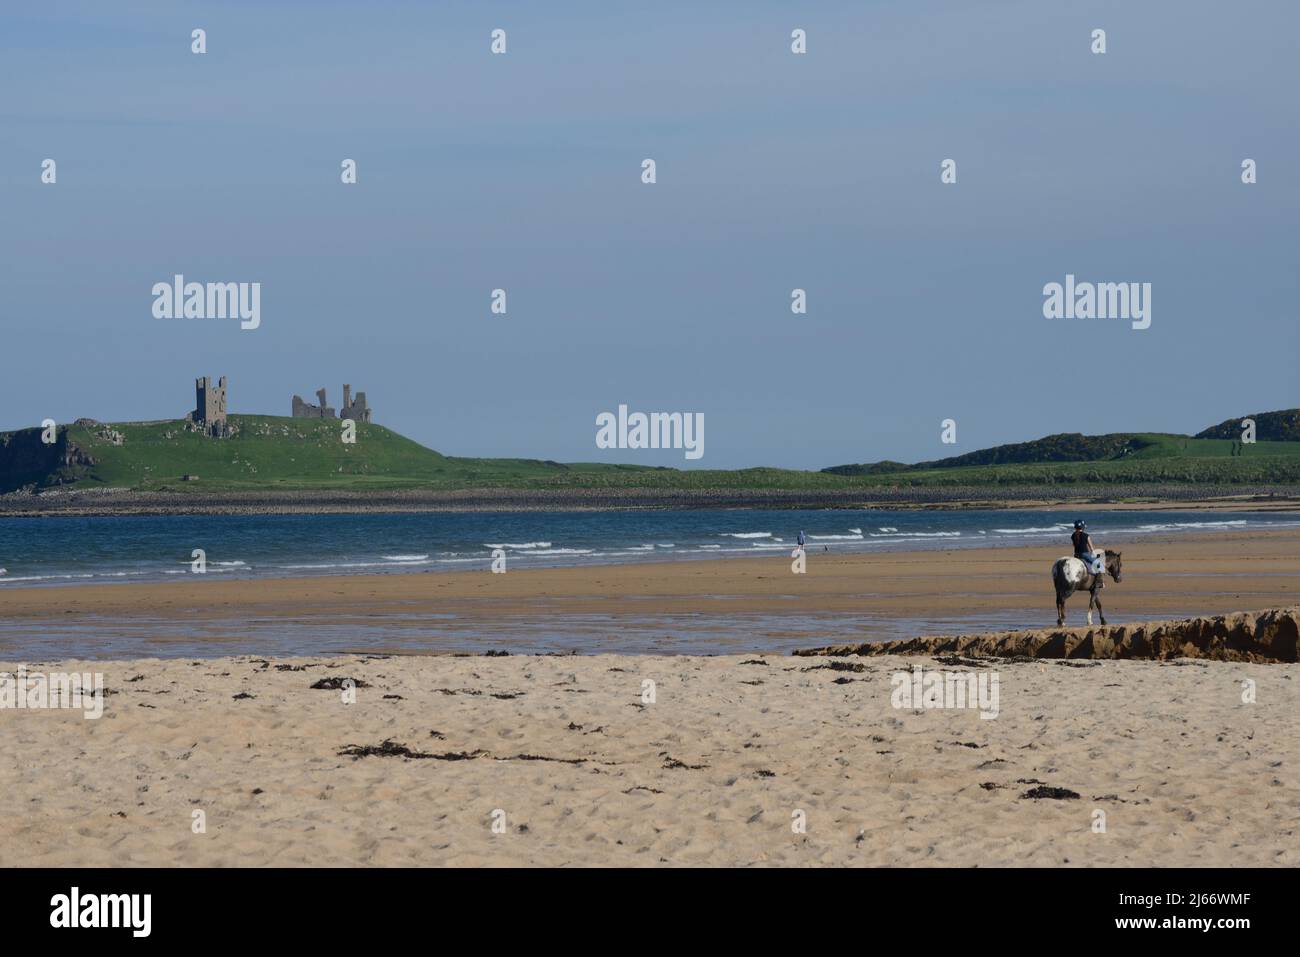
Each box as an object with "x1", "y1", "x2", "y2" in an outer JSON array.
[{"x1": 1051, "y1": 549, "x2": 1122, "y2": 627}]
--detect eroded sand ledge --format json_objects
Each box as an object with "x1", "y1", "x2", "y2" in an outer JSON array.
[{"x1": 796, "y1": 607, "x2": 1300, "y2": 662}]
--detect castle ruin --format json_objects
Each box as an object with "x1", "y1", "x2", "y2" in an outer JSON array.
[
  {"x1": 292, "y1": 384, "x2": 372, "y2": 423},
  {"x1": 182, "y1": 376, "x2": 373, "y2": 435},
  {"x1": 191, "y1": 376, "x2": 228, "y2": 437},
  {"x1": 291, "y1": 388, "x2": 334, "y2": 419}
]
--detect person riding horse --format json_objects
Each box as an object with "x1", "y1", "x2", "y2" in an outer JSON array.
[
  {"x1": 1072, "y1": 520, "x2": 1100, "y2": 578},
  {"x1": 1053, "y1": 521, "x2": 1123, "y2": 626}
]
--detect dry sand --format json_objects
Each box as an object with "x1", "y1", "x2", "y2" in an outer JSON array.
[{"x1": 1, "y1": 650, "x2": 1295, "y2": 866}]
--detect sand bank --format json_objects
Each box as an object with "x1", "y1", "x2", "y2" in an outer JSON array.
[{"x1": 798, "y1": 607, "x2": 1300, "y2": 662}]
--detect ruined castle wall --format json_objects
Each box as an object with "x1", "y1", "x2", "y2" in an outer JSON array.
[
  {"x1": 340, "y1": 390, "x2": 372, "y2": 423},
  {"x1": 292, "y1": 395, "x2": 335, "y2": 418},
  {"x1": 293, "y1": 384, "x2": 369, "y2": 421}
]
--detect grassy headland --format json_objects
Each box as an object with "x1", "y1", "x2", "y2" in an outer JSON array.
[{"x1": 2, "y1": 411, "x2": 1299, "y2": 513}]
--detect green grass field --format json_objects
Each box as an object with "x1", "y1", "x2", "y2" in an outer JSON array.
[
  {"x1": 48, "y1": 416, "x2": 861, "y2": 492},
  {"x1": 823, "y1": 432, "x2": 1300, "y2": 488},
  {"x1": 4, "y1": 417, "x2": 1300, "y2": 494}
]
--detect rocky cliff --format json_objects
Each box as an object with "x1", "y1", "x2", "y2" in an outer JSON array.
[{"x1": 0, "y1": 427, "x2": 97, "y2": 493}]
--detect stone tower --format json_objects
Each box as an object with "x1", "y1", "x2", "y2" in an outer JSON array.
[
  {"x1": 340, "y1": 383, "x2": 372, "y2": 423},
  {"x1": 192, "y1": 376, "x2": 228, "y2": 437}
]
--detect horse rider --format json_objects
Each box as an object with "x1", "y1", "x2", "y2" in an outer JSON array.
[{"x1": 1071, "y1": 520, "x2": 1099, "y2": 574}]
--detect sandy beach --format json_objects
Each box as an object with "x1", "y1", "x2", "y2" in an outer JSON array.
[
  {"x1": 1, "y1": 648, "x2": 1295, "y2": 867},
  {"x1": 2, "y1": 526, "x2": 1297, "y2": 866}
]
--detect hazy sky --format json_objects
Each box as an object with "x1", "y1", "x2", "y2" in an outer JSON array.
[{"x1": 2, "y1": 1, "x2": 1296, "y2": 469}]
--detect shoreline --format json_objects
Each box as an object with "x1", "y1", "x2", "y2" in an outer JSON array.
[
  {"x1": 3, "y1": 528, "x2": 1298, "y2": 659},
  {"x1": 3, "y1": 485, "x2": 1300, "y2": 517}
]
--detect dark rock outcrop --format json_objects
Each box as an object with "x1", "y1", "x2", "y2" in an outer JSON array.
[{"x1": 0, "y1": 426, "x2": 96, "y2": 492}]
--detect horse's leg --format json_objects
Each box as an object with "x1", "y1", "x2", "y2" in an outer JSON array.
[
  {"x1": 1056, "y1": 595, "x2": 1065, "y2": 627},
  {"x1": 1086, "y1": 586, "x2": 1095, "y2": 626},
  {"x1": 1095, "y1": 590, "x2": 1105, "y2": 626}
]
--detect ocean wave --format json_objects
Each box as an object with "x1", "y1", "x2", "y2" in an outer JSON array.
[
  {"x1": 1135, "y1": 520, "x2": 1248, "y2": 531},
  {"x1": 879, "y1": 527, "x2": 898, "y2": 532},
  {"x1": 0, "y1": 573, "x2": 96, "y2": 583},
  {"x1": 382, "y1": 553, "x2": 429, "y2": 562},
  {"x1": 0, "y1": 570, "x2": 152, "y2": 584},
  {"x1": 517, "y1": 548, "x2": 595, "y2": 556},
  {"x1": 483, "y1": 542, "x2": 553, "y2": 550},
  {"x1": 809, "y1": 534, "x2": 864, "y2": 541},
  {"x1": 992, "y1": 526, "x2": 1070, "y2": 534},
  {"x1": 723, "y1": 532, "x2": 772, "y2": 539},
  {"x1": 870, "y1": 531, "x2": 961, "y2": 538},
  {"x1": 280, "y1": 560, "x2": 433, "y2": 570}
]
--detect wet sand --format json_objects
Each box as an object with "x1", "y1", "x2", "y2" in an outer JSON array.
[{"x1": 1, "y1": 528, "x2": 1298, "y2": 656}]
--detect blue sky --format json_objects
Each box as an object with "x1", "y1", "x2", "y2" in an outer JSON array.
[{"x1": 2, "y1": 1, "x2": 1296, "y2": 468}]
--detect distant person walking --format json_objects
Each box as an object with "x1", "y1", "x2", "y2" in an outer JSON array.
[{"x1": 796, "y1": 530, "x2": 806, "y2": 549}]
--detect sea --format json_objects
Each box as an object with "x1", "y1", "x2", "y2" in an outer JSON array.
[
  {"x1": 0, "y1": 508, "x2": 1292, "y2": 587},
  {"x1": 0, "y1": 508, "x2": 1294, "y2": 658}
]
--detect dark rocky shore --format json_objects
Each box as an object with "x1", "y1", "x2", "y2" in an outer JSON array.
[
  {"x1": 4, "y1": 484, "x2": 1300, "y2": 517},
  {"x1": 1, "y1": 484, "x2": 1299, "y2": 517}
]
